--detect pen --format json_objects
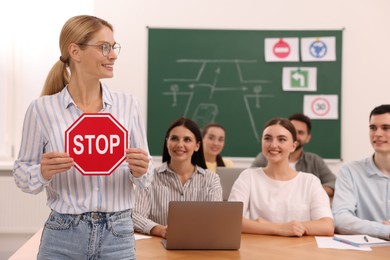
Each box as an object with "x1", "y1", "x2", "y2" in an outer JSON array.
[{"x1": 364, "y1": 236, "x2": 369, "y2": 242}]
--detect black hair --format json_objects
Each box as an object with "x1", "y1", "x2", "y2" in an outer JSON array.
[
  {"x1": 162, "y1": 117, "x2": 207, "y2": 169},
  {"x1": 288, "y1": 113, "x2": 312, "y2": 134},
  {"x1": 369, "y1": 104, "x2": 390, "y2": 120}
]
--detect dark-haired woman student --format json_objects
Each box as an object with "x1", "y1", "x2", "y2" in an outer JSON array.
[{"x1": 133, "y1": 118, "x2": 223, "y2": 238}]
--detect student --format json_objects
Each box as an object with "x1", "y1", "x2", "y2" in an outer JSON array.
[
  {"x1": 229, "y1": 118, "x2": 334, "y2": 237},
  {"x1": 332, "y1": 104, "x2": 390, "y2": 240},
  {"x1": 133, "y1": 117, "x2": 223, "y2": 238},
  {"x1": 13, "y1": 15, "x2": 153, "y2": 259},
  {"x1": 202, "y1": 123, "x2": 234, "y2": 172},
  {"x1": 251, "y1": 113, "x2": 336, "y2": 197}
]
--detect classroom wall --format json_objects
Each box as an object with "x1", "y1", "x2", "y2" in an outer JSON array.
[
  {"x1": 94, "y1": 0, "x2": 390, "y2": 171},
  {"x1": 1, "y1": 0, "x2": 388, "y2": 235}
]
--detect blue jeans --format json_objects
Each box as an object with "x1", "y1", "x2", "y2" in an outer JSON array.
[{"x1": 37, "y1": 209, "x2": 135, "y2": 260}]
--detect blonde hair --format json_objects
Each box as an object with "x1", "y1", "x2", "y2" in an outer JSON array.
[{"x1": 41, "y1": 15, "x2": 113, "y2": 96}]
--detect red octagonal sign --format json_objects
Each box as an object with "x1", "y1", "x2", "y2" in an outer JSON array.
[{"x1": 65, "y1": 113, "x2": 128, "y2": 176}]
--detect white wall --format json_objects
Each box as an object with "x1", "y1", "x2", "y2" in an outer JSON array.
[
  {"x1": 0, "y1": 0, "x2": 94, "y2": 233},
  {"x1": 94, "y1": 0, "x2": 390, "y2": 172},
  {"x1": 1, "y1": 0, "x2": 388, "y2": 235},
  {"x1": 0, "y1": 0, "x2": 93, "y2": 163}
]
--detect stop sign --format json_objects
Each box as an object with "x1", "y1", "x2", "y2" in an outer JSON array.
[
  {"x1": 273, "y1": 38, "x2": 291, "y2": 58},
  {"x1": 65, "y1": 113, "x2": 128, "y2": 176}
]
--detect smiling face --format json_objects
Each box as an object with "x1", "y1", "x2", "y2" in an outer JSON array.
[
  {"x1": 290, "y1": 120, "x2": 311, "y2": 151},
  {"x1": 369, "y1": 113, "x2": 390, "y2": 154},
  {"x1": 77, "y1": 26, "x2": 118, "y2": 80},
  {"x1": 166, "y1": 125, "x2": 200, "y2": 165},
  {"x1": 202, "y1": 126, "x2": 226, "y2": 158},
  {"x1": 262, "y1": 124, "x2": 297, "y2": 163}
]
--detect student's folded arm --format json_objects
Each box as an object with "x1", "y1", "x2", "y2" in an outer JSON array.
[
  {"x1": 242, "y1": 218, "x2": 308, "y2": 237},
  {"x1": 242, "y1": 217, "x2": 277, "y2": 235},
  {"x1": 301, "y1": 217, "x2": 334, "y2": 236}
]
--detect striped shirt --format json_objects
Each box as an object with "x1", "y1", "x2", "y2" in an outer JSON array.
[
  {"x1": 13, "y1": 83, "x2": 153, "y2": 214},
  {"x1": 133, "y1": 162, "x2": 223, "y2": 234}
]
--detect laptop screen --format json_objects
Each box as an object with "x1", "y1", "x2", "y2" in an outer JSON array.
[{"x1": 216, "y1": 167, "x2": 246, "y2": 201}]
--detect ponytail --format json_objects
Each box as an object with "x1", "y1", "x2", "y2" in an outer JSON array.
[{"x1": 40, "y1": 59, "x2": 70, "y2": 96}]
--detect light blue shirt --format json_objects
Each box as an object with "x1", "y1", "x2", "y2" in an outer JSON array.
[
  {"x1": 13, "y1": 83, "x2": 153, "y2": 214},
  {"x1": 332, "y1": 156, "x2": 390, "y2": 240}
]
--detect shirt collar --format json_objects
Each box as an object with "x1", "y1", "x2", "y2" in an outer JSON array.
[
  {"x1": 62, "y1": 83, "x2": 113, "y2": 110},
  {"x1": 157, "y1": 162, "x2": 206, "y2": 176},
  {"x1": 367, "y1": 154, "x2": 387, "y2": 178}
]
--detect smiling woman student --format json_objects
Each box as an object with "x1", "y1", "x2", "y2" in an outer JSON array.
[
  {"x1": 133, "y1": 117, "x2": 223, "y2": 238},
  {"x1": 202, "y1": 123, "x2": 234, "y2": 173},
  {"x1": 228, "y1": 118, "x2": 334, "y2": 237}
]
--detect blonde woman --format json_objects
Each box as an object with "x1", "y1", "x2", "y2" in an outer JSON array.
[{"x1": 13, "y1": 15, "x2": 153, "y2": 259}]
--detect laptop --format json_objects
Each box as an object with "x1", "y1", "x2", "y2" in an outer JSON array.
[
  {"x1": 216, "y1": 167, "x2": 246, "y2": 201},
  {"x1": 162, "y1": 201, "x2": 243, "y2": 250}
]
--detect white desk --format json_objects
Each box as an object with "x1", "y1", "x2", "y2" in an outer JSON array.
[{"x1": 8, "y1": 229, "x2": 42, "y2": 260}]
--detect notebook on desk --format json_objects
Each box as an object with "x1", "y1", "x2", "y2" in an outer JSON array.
[
  {"x1": 162, "y1": 201, "x2": 243, "y2": 250},
  {"x1": 216, "y1": 167, "x2": 246, "y2": 201}
]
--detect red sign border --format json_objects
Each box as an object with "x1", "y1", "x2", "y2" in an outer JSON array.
[
  {"x1": 65, "y1": 113, "x2": 128, "y2": 176},
  {"x1": 310, "y1": 97, "x2": 331, "y2": 117}
]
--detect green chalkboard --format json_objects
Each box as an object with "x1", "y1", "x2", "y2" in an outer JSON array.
[{"x1": 147, "y1": 29, "x2": 342, "y2": 159}]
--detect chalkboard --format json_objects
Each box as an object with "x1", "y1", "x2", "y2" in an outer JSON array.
[{"x1": 147, "y1": 29, "x2": 342, "y2": 159}]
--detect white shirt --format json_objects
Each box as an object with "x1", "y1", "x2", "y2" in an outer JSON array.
[{"x1": 228, "y1": 167, "x2": 332, "y2": 222}]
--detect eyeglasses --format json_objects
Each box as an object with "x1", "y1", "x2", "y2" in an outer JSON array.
[{"x1": 78, "y1": 42, "x2": 121, "y2": 57}]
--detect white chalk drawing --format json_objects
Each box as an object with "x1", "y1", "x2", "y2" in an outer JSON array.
[
  {"x1": 162, "y1": 59, "x2": 274, "y2": 142},
  {"x1": 244, "y1": 87, "x2": 274, "y2": 142},
  {"x1": 192, "y1": 103, "x2": 219, "y2": 127}
]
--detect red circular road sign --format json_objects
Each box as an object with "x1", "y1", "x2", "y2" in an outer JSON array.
[
  {"x1": 311, "y1": 97, "x2": 331, "y2": 117},
  {"x1": 65, "y1": 113, "x2": 128, "y2": 176},
  {"x1": 273, "y1": 38, "x2": 291, "y2": 58}
]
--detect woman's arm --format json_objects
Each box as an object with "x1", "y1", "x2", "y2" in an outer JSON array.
[
  {"x1": 242, "y1": 217, "x2": 333, "y2": 236},
  {"x1": 242, "y1": 217, "x2": 308, "y2": 237},
  {"x1": 301, "y1": 217, "x2": 334, "y2": 236}
]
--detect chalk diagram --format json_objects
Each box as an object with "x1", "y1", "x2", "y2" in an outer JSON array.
[{"x1": 162, "y1": 59, "x2": 274, "y2": 142}]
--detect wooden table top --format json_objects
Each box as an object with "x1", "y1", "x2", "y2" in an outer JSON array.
[{"x1": 136, "y1": 233, "x2": 389, "y2": 260}]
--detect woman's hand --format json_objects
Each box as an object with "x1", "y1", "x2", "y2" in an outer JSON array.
[
  {"x1": 151, "y1": 225, "x2": 167, "y2": 238},
  {"x1": 41, "y1": 152, "x2": 74, "y2": 180},
  {"x1": 126, "y1": 148, "x2": 150, "y2": 177},
  {"x1": 277, "y1": 221, "x2": 308, "y2": 237}
]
